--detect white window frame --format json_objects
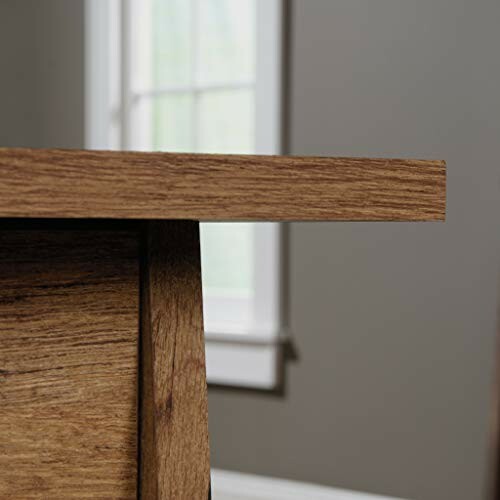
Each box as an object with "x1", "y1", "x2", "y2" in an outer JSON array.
[{"x1": 85, "y1": 0, "x2": 284, "y2": 389}]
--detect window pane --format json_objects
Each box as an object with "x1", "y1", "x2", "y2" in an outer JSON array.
[
  {"x1": 152, "y1": 0, "x2": 192, "y2": 87},
  {"x1": 154, "y1": 93, "x2": 193, "y2": 151},
  {"x1": 201, "y1": 223, "x2": 254, "y2": 295},
  {"x1": 138, "y1": 94, "x2": 193, "y2": 152},
  {"x1": 197, "y1": 0, "x2": 255, "y2": 85},
  {"x1": 198, "y1": 89, "x2": 254, "y2": 154}
]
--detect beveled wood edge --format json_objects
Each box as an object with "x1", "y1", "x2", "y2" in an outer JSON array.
[{"x1": 0, "y1": 148, "x2": 446, "y2": 221}]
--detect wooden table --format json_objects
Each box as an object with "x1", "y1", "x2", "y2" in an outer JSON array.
[{"x1": 0, "y1": 148, "x2": 445, "y2": 499}]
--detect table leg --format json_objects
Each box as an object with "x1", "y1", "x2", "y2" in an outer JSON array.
[{"x1": 139, "y1": 220, "x2": 211, "y2": 499}]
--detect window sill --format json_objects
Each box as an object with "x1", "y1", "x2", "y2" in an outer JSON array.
[{"x1": 205, "y1": 331, "x2": 283, "y2": 390}]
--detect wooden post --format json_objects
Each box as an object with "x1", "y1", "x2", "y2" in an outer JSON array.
[{"x1": 140, "y1": 221, "x2": 210, "y2": 499}]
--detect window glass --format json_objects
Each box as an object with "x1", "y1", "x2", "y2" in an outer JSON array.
[
  {"x1": 152, "y1": 0, "x2": 192, "y2": 87},
  {"x1": 152, "y1": 94, "x2": 194, "y2": 152},
  {"x1": 198, "y1": 89, "x2": 254, "y2": 154},
  {"x1": 201, "y1": 223, "x2": 254, "y2": 294},
  {"x1": 197, "y1": 0, "x2": 255, "y2": 85}
]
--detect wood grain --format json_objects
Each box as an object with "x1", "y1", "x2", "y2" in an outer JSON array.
[
  {"x1": 0, "y1": 226, "x2": 139, "y2": 499},
  {"x1": 0, "y1": 148, "x2": 445, "y2": 221},
  {"x1": 140, "y1": 221, "x2": 210, "y2": 499}
]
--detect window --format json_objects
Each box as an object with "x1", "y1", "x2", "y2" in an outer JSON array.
[{"x1": 85, "y1": 0, "x2": 284, "y2": 388}]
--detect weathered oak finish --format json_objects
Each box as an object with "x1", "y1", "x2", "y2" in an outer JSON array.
[
  {"x1": 0, "y1": 227, "x2": 139, "y2": 499},
  {"x1": 140, "y1": 221, "x2": 210, "y2": 499},
  {"x1": 0, "y1": 148, "x2": 446, "y2": 221},
  {"x1": 0, "y1": 148, "x2": 447, "y2": 498}
]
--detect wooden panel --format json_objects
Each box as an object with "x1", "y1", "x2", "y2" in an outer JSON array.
[
  {"x1": 0, "y1": 226, "x2": 139, "y2": 499},
  {"x1": 140, "y1": 221, "x2": 210, "y2": 499},
  {"x1": 0, "y1": 148, "x2": 445, "y2": 221}
]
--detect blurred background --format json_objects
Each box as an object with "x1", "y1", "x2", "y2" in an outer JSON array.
[{"x1": 1, "y1": 1, "x2": 499, "y2": 499}]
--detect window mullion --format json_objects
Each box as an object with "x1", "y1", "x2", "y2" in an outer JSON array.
[{"x1": 131, "y1": 81, "x2": 255, "y2": 101}]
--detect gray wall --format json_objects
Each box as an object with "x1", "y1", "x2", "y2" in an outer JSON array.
[
  {"x1": 0, "y1": 0, "x2": 84, "y2": 149},
  {"x1": 1, "y1": 1, "x2": 499, "y2": 499},
  {"x1": 209, "y1": 2, "x2": 500, "y2": 500},
  {"x1": 0, "y1": 2, "x2": 40, "y2": 147}
]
